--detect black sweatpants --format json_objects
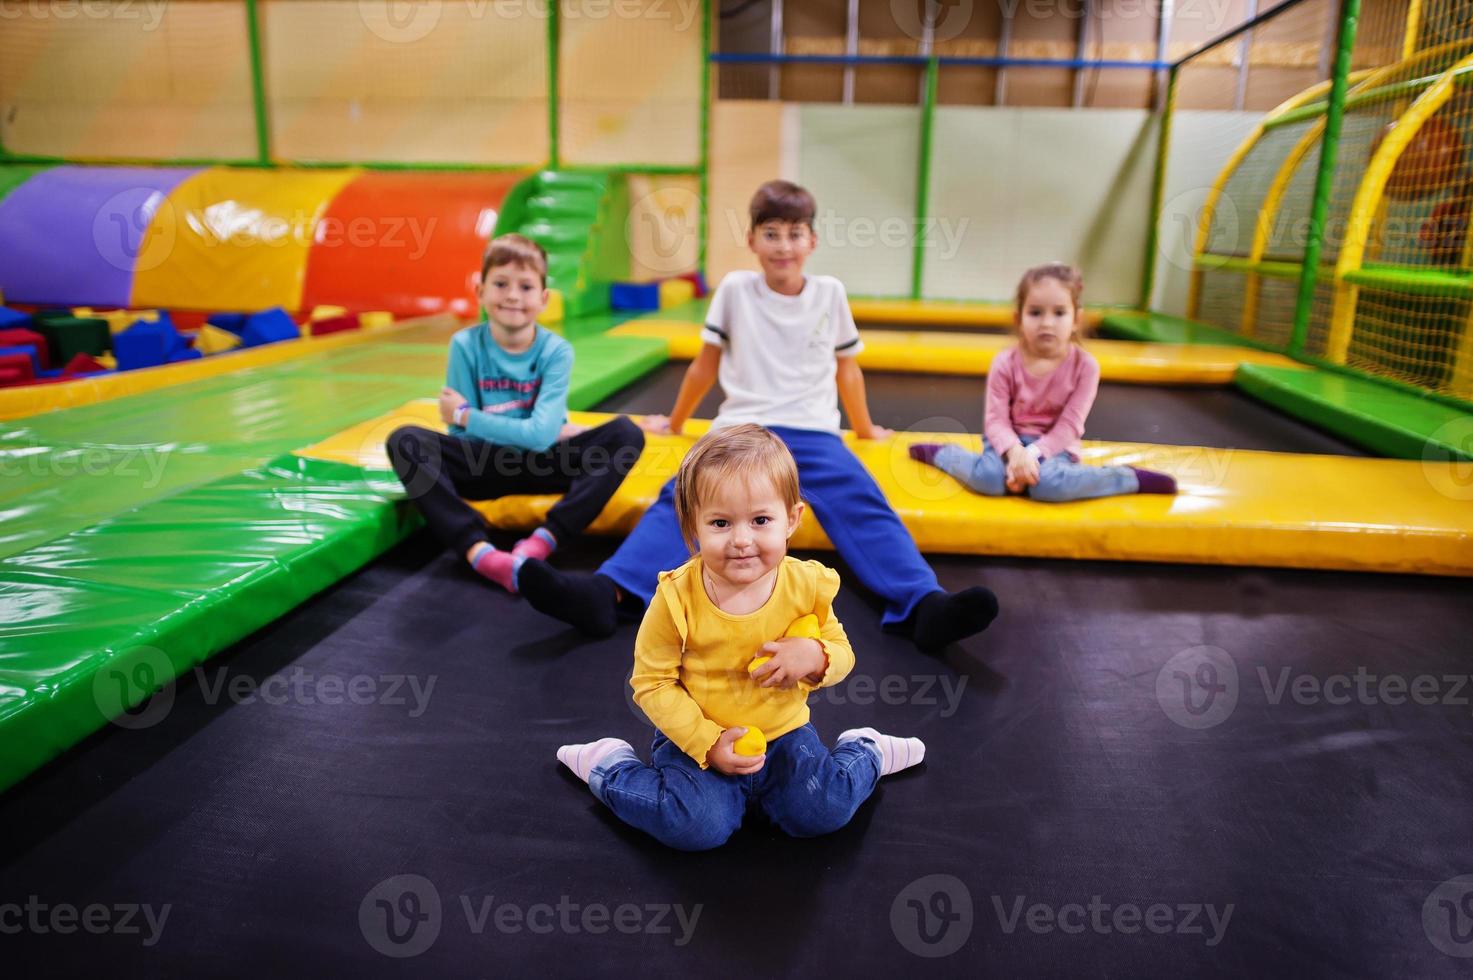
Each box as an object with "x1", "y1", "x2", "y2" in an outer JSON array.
[{"x1": 386, "y1": 416, "x2": 645, "y2": 557}]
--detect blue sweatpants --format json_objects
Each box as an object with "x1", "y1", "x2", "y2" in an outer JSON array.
[{"x1": 598, "y1": 425, "x2": 939, "y2": 625}]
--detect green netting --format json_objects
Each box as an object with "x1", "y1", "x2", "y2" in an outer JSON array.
[
  {"x1": 1207, "y1": 124, "x2": 1313, "y2": 258},
  {"x1": 1197, "y1": 268, "x2": 1250, "y2": 334}
]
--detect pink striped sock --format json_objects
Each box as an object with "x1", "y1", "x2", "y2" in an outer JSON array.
[
  {"x1": 470, "y1": 543, "x2": 519, "y2": 592},
  {"x1": 512, "y1": 527, "x2": 557, "y2": 561}
]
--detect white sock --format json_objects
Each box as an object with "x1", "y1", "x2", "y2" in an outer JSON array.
[
  {"x1": 557, "y1": 737, "x2": 634, "y2": 784},
  {"x1": 837, "y1": 727, "x2": 925, "y2": 776}
]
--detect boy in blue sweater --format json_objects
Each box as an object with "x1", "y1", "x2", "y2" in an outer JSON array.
[{"x1": 387, "y1": 234, "x2": 644, "y2": 592}]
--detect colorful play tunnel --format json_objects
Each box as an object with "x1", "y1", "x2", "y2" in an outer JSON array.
[{"x1": 0, "y1": 166, "x2": 526, "y2": 318}]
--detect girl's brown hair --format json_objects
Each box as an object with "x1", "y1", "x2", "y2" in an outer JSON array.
[
  {"x1": 674, "y1": 424, "x2": 802, "y2": 551},
  {"x1": 1014, "y1": 262, "x2": 1086, "y2": 343}
]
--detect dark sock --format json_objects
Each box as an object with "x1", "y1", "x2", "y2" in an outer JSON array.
[
  {"x1": 908, "y1": 443, "x2": 944, "y2": 466},
  {"x1": 1130, "y1": 467, "x2": 1177, "y2": 494},
  {"x1": 518, "y1": 560, "x2": 620, "y2": 637},
  {"x1": 910, "y1": 588, "x2": 999, "y2": 652}
]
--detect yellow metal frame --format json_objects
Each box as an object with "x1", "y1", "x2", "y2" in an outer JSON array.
[
  {"x1": 1188, "y1": 80, "x2": 1342, "y2": 318},
  {"x1": 1241, "y1": 119, "x2": 1331, "y2": 335},
  {"x1": 1325, "y1": 53, "x2": 1473, "y2": 363},
  {"x1": 1404, "y1": 0, "x2": 1424, "y2": 60}
]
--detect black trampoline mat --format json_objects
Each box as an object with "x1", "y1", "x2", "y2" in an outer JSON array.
[
  {"x1": 2, "y1": 531, "x2": 1470, "y2": 977},
  {"x1": 598, "y1": 364, "x2": 1368, "y2": 456}
]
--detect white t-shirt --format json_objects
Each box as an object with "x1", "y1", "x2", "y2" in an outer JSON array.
[{"x1": 700, "y1": 271, "x2": 864, "y2": 433}]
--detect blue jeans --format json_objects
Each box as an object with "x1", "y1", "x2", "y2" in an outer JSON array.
[
  {"x1": 588, "y1": 724, "x2": 882, "y2": 851},
  {"x1": 599, "y1": 426, "x2": 940, "y2": 626},
  {"x1": 933, "y1": 435, "x2": 1139, "y2": 503}
]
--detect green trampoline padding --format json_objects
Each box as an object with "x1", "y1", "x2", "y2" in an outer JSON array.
[
  {"x1": 0, "y1": 330, "x2": 668, "y2": 791},
  {"x1": 1235, "y1": 363, "x2": 1473, "y2": 461},
  {"x1": 1101, "y1": 311, "x2": 1264, "y2": 349},
  {"x1": 0, "y1": 455, "x2": 419, "y2": 793}
]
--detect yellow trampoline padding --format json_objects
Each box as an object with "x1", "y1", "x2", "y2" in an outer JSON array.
[
  {"x1": 849, "y1": 299, "x2": 1107, "y2": 329},
  {"x1": 607, "y1": 320, "x2": 1305, "y2": 384},
  {"x1": 130, "y1": 167, "x2": 360, "y2": 312},
  {"x1": 297, "y1": 404, "x2": 1473, "y2": 576},
  {"x1": 0, "y1": 314, "x2": 456, "y2": 422}
]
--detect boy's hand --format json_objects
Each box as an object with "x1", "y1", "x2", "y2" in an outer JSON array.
[
  {"x1": 856, "y1": 424, "x2": 894, "y2": 441},
  {"x1": 750, "y1": 637, "x2": 826, "y2": 689},
  {"x1": 640, "y1": 414, "x2": 675, "y2": 435},
  {"x1": 707, "y1": 728, "x2": 766, "y2": 776},
  {"x1": 558, "y1": 421, "x2": 588, "y2": 441},
  {"x1": 439, "y1": 387, "x2": 467, "y2": 426}
]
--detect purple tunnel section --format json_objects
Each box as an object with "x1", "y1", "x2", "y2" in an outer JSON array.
[{"x1": 0, "y1": 165, "x2": 202, "y2": 307}]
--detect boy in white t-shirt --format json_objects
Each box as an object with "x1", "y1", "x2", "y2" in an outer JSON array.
[{"x1": 519, "y1": 180, "x2": 998, "y2": 651}]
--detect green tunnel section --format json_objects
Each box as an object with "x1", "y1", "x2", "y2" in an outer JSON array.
[
  {"x1": 0, "y1": 324, "x2": 668, "y2": 792},
  {"x1": 492, "y1": 170, "x2": 631, "y2": 320}
]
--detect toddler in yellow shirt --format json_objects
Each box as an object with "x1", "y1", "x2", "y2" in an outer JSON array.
[{"x1": 556, "y1": 424, "x2": 924, "y2": 850}]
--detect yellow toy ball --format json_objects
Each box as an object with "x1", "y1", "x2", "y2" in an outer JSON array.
[
  {"x1": 733, "y1": 727, "x2": 766, "y2": 757},
  {"x1": 785, "y1": 614, "x2": 821, "y2": 639},
  {"x1": 747, "y1": 655, "x2": 772, "y2": 674}
]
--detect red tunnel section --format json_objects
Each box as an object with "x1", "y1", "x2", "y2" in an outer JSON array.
[{"x1": 300, "y1": 170, "x2": 526, "y2": 320}]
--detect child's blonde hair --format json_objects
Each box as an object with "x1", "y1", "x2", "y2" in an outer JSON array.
[
  {"x1": 674, "y1": 424, "x2": 802, "y2": 551},
  {"x1": 1014, "y1": 262, "x2": 1086, "y2": 343}
]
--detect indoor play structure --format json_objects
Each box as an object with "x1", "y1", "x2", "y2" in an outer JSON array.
[{"x1": 1, "y1": 0, "x2": 1470, "y2": 975}]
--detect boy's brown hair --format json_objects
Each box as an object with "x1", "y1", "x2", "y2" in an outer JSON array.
[
  {"x1": 674, "y1": 424, "x2": 803, "y2": 551},
  {"x1": 481, "y1": 233, "x2": 548, "y2": 287},
  {"x1": 749, "y1": 180, "x2": 817, "y2": 230}
]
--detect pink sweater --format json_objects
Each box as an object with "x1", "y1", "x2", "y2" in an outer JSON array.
[{"x1": 984, "y1": 345, "x2": 1100, "y2": 460}]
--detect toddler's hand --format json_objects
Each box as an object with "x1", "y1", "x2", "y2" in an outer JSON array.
[
  {"x1": 439, "y1": 387, "x2": 466, "y2": 426},
  {"x1": 750, "y1": 637, "x2": 825, "y2": 689},
  {"x1": 1004, "y1": 446, "x2": 1039, "y2": 492},
  {"x1": 558, "y1": 421, "x2": 588, "y2": 440},
  {"x1": 707, "y1": 727, "x2": 766, "y2": 775},
  {"x1": 640, "y1": 414, "x2": 674, "y2": 435},
  {"x1": 859, "y1": 424, "x2": 894, "y2": 441}
]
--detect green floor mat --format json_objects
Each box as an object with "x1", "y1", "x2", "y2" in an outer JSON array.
[
  {"x1": 0, "y1": 455, "x2": 419, "y2": 793},
  {"x1": 1235, "y1": 363, "x2": 1473, "y2": 461},
  {"x1": 1101, "y1": 311, "x2": 1265, "y2": 349}
]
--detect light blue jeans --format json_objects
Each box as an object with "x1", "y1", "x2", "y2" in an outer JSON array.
[
  {"x1": 588, "y1": 724, "x2": 882, "y2": 851},
  {"x1": 934, "y1": 435, "x2": 1139, "y2": 503}
]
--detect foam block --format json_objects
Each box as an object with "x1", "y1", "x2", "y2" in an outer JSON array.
[
  {"x1": 610, "y1": 281, "x2": 661, "y2": 312},
  {"x1": 659, "y1": 278, "x2": 695, "y2": 309},
  {"x1": 32, "y1": 316, "x2": 111, "y2": 363},
  {"x1": 241, "y1": 307, "x2": 300, "y2": 347},
  {"x1": 0, "y1": 328, "x2": 48, "y2": 368},
  {"x1": 0, "y1": 352, "x2": 35, "y2": 385},
  {"x1": 195, "y1": 325, "x2": 243, "y2": 355},
  {"x1": 0, "y1": 344, "x2": 40, "y2": 374},
  {"x1": 208, "y1": 312, "x2": 250, "y2": 336},
  {"x1": 359, "y1": 311, "x2": 395, "y2": 331},
  {"x1": 307, "y1": 314, "x2": 360, "y2": 337},
  {"x1": 114, "y1": 320, "x2": 186, "y2": 370},
  {"x1": 310, "y1": 304, "x2": 348, "y2": 321},
  {"x1": 0, "y1": 307, "x2": 32, "y2": 330},
  {"x1": 63, "y1": 353, "x2": 107, "y2": 375}
]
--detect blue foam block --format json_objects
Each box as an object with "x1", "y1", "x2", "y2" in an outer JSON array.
[
  {"x1": 610, "y1": 281, "x2": 661, "y2": 311},
  {"x1": 115, "y1": 320, "x2": 187, "y2": 371},
  {"x1": 0, "y1": 307, "x2": 32, "y2": 329},
  {"x1": 241, "y1": 307, "x2": 300, "y2": 347},
  {"x1": 207, "y1": 312, "x2": 250, "y2": 336}
]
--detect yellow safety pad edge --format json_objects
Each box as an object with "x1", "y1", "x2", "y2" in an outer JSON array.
[
  {"x1": 130, "y1": 167, "x2": 360, "y2": 312},
  {"x1": 607, "y1": 320, "x2": 1305, "y2": 384},
  {"x1": 0, "y1": 314, "x2": 459, "y2": 422},
  {"x1": 297, "y1": 403, "x2": 1473, "y2": 576},
  {"x1": 849, "y1": 299, "x2": 1108, "y2": 328}
]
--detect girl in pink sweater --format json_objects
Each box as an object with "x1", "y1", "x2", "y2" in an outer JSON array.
[{"x1": 908, "y1": 264, "x2": 1176, "y2": 502}]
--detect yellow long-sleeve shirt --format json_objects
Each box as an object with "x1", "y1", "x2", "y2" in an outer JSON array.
[{"x1": 630, "y1": 555, "x2": 856, "y2": 767}]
